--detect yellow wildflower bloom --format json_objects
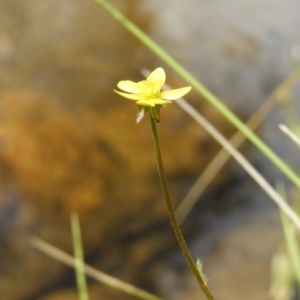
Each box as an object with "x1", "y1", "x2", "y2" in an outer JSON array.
[{"x1": 114, "y1": 68, "x2": 191, "y2": 123}]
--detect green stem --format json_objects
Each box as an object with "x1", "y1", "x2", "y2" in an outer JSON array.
[
  {"x1": 277, "y1": 183, "x2": 300, "y2": 294},
  {"x1": 96, "y1": 0, "x2": 300, "y2": 189},
  {"x1": 149, "y1": 115, "x2": 215, "y2": 300},
  {"x1": 71, "y1": 213, "x2": 89, "y2": 300}
]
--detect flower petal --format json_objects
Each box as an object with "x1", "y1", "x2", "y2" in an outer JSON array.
[
  {"x1": 147, "y1": 68, "x2": 166, "y2": 86},
  {"x1": 117, "y1": 80, "x2": 140, "y2": 93},
  {"x1": 150, "y1": 98, "x2": 173, "y2": 105},
  {"x1": 161, "y1": 86, "x2": 191, "y2": 100},
  {"x1": 136, "y1": 100, "x2": 156, "y2": 107},
  {"x1": 114, "y1": 90, "x2": 140, "y2": 100}
]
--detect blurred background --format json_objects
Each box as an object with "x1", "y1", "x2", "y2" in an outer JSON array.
[{"x1": 0, "y1": 0, "x2": 300, "y2": 299}]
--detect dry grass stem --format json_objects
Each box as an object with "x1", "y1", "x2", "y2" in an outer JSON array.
[
  {"x1": 176, "y1": 68, "x2": 300, "y2": 222},
  {"x1": 175, "y1": 97, "x2": 300, "y2": 230},
  {"x1": 30, "y1": 237, "x2": 164, "y2": 300},
  {"x1": 279, "y1": 124, "x2": 300, "y2": 148}
]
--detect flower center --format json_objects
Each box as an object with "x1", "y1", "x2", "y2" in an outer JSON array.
[{"x1": 138, "y1": 80, "x2": 161, "y2": 100}]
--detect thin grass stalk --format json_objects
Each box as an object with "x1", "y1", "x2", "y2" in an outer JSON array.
[
  {"x1": 95, "y1": 0, "x2": 300, "y2": 190},
  {"x1": 30, "y1": 237, "x2": 164, "y2": 300},
  {"x1": 175, "y1": 98, "x2": 300, "y2": 230},
  {"x1": 277, "y1": 183, "x2": 300, "y2": 294},
  {"x1": 279, "y1": 124, "x2": 300, "y2": 148},
  {"x1": 71, "y1": 213, "x2": 90, "y2": 300},
  {"x1": 176, "y1": 68, "x2": 300, "y2": 222}
]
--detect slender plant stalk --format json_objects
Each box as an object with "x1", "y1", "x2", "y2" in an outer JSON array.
[
  {"x1": 95, "y1": 0, "x2": 300, "y2": 190},
  {"x1": 277, "y1": 183, "x2": 300, "y2": 294},
  {"x1": 149, "y1": 115, "x2": 215, "y2": 300},
  {"x1": 31, "y1": 237, "x2": 164, "y2": 300},
  {"x1": 279, "y1": 124, "x2": 300, "y2": 148},
  {"x1": 175, "y1": 68, "x2": 300, "y2": 222},
  {"x1": 71, "y1": 213, "x2": 90, "y2": 300}
]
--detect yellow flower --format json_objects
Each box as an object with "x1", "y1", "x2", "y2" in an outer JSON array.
[{"x1": 114, "y1": 68, "x2": 191, "y2": 123}]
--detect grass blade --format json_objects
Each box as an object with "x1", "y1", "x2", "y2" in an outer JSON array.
[
  {"x1": 71, "y1": 213, "x2": 89, "y2": 300},
  {"x1": 95, "y1": 0, "x2": 300, "y2": 189}
]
